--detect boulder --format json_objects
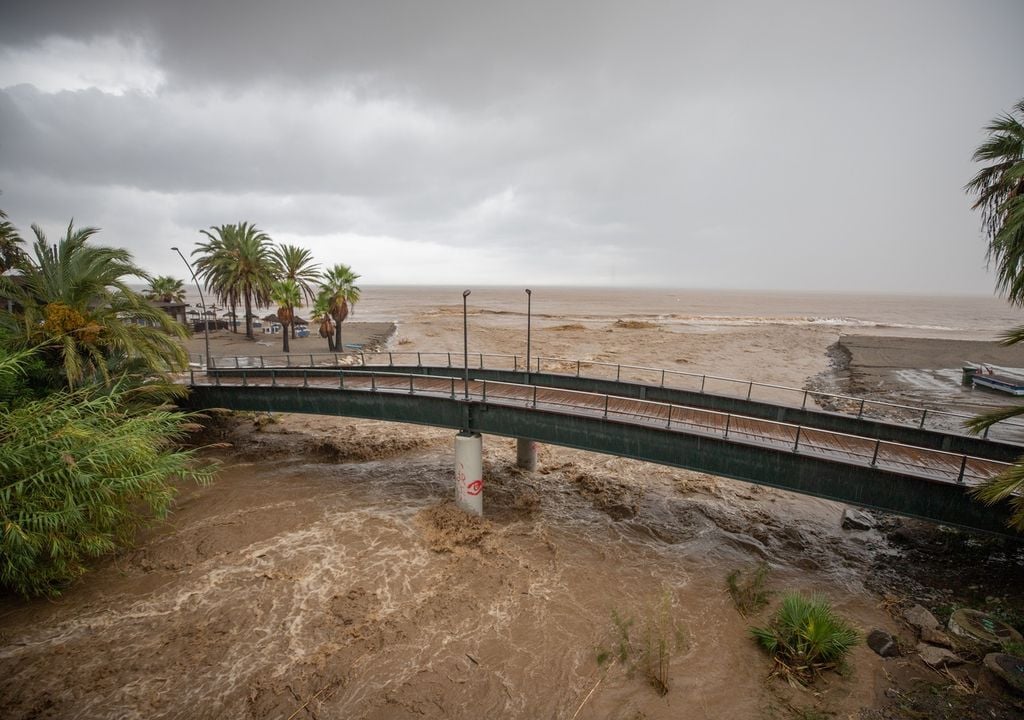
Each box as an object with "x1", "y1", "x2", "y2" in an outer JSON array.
[
  {"x1": 917, "y1": 643, "x2": 963, "y2": 668},
  {"x1": 903, "y1": 604, "x2": 940, "y2": 632},
  {"x1": 948, "y1": 608, "x2": 1024, "y2": 651},
  {"x1": 984, "y1": 653, "x2": 1024, "y2": 695},
  {"x1": 842, "y1": 508, "x2": 876, "y2": 531},
  {"x1": 867, "y1": 629, "x2": 899, "y2": 657}
]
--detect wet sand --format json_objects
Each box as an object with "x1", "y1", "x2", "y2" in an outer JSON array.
[
  {"x1": 2, "y1": 304, "x2": 1024, "y2": 719},
  {"x1": 182, "y1": 321, "x2": 397, "y2": 362}
]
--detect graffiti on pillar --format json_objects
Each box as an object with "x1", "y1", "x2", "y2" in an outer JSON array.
[{"x1": 457, "y1": 463, "x2": 484, "y2": 496}]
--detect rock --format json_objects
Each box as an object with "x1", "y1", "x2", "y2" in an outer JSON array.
[
  {"x1": 867, "y1": 629, "x2": 899, "y2": 657},
  {"x1": 984, "y1": 653, "x2": 1024, "y2": 695},
  {"x1": 920, "y1": 626, "x2": 954, "y2": 649},
  {"x1": 917, "y1": 643, "x2": 964, "y2": 668},
  {"x1": 949, "y1": 608, "x2": 1024, "y2": 651},
  {"x1": 842, "y1": 508, "x2": 876, "y2": 531},
  {"x1": 903, "y1": 604, "x2": 941, "y2": 632}
]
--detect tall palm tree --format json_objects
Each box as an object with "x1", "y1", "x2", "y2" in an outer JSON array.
[
  {"x1": 145, "y1": 275, "x2": 186, "y2": 303},
  {"x1": 194, "y1": 222, "x2": 275, "y2": 340},
  {"x1": 965, "y1": 98, "x2": 1024, "y2": 530},
  {"x1": 319, "y1": 264, "x2": 361, "y2": 353},
  {"x1": 966, "y1": 97, "x2": 1024, "y2": 304},
  {"x1": 0, "y1": 221, "x2": 187, "y2": 388},
  {"x1": 270, "y1": 279, "x2": 301, "y2": 353},
  {"x1": 271, "y1": 243, "x2": 320, "y2": 339},
  {"x1": 193, "y1": 224, "x2": 241, "y2": 332}
]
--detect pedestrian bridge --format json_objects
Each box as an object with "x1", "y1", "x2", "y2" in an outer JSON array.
[{"x1": 185, "y1": 352, "x2": 1024, "y2": 536}]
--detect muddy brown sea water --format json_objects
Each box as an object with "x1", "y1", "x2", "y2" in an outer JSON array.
[{"x1": 2, "y1": 287, "x2": 1023, "y2": 719}]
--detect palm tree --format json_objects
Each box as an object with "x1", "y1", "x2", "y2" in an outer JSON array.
[
  {"x1": 319, "y1": 264, "x2": 361, "y2": 353},
  {"x1": 966, "y1": 97, "x2": 1024, "y2": 304},
  {"x1": 0, "y1": 206, "x2": 24, "y2": 275},
  {"x1": 145, "y1": 275, "x2": 186, "y2": 303},
  {"x1": 965, "y1": 98, "x2": 1024, "y2": 530},
  {"x1": 271, "y1": 244, "x2": 320, "y2": 339},
  {"x1": 0, "y1": 221, "x2": 187, "y2": 388},
  {"x1": 311, "y1": 292, "x2": 335, "y2": 351},
  {"x1": 270, "y1": 279, "x2": 301, "y2": 353},
  {"x1": 193, "y1": 224, "x2": 240, "y2": 332},
  {"x1": 194, "y1": 222, "x2": 275, "y2": 340}
]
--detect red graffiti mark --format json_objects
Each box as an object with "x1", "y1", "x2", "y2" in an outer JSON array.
[{"x1": 466, "y1": 479, "x2": 483, "y2": 496}]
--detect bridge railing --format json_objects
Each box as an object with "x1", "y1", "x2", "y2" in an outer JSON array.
[
  {"x1": 192, "y1": 349, "x2": 1024, "y2": 442},
  {"x1": 194, "y1": 368, "x2": 1010, "y2": 487}
]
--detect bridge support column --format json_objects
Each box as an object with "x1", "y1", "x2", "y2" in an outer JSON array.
[
  {"x1": 516, "y1": 438, "x2": 538, "y2": 471},
  {"x1": 455, "y1": 432, "x2": 483, "y2": 516}
]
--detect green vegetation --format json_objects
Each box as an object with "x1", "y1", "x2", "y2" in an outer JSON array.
[
  {"x1": 194, "y1": 222, "x2": 275, "y2": 340},
  {"x1": 598, "y1": 590, "x2": 686, "y2": 695},
  {"x1": 319, "y1": 263, "x2": 361, "y2": 352},
  {"x1": 270, "y1": 279, "x2": 301, "y2": 353},
  {"x1": 965, "y1": 98, "x2": 1024, "y2": 530},
  {"x1": 749, "y1": 592, "x2": 859, "y2": 683},
  {"x1": 145, "y1": 275, "x2": 186, "y2": 303},
  {"x1": 0, "y1": 206, "x2": 215, "y2": 598},
  {"x1": 0, "y1": 221, "x2": 187, "y2": 389},
  {"x1": 727, "y1": 562, "x2": 772, "y2": 616},
  {"x1": 271, "y1": 244, "x2": 320, "y2": 339},
  {"x1": 0, "y1": 348, "x2": 213, "y2": 597}
]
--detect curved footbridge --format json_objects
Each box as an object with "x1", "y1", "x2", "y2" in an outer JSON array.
[{"x1": 185, "y1": 352, "x2": 1024, "y2": 536}]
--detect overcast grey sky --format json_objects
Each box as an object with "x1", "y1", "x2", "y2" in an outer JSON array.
[{"x1": 0, "y1": 0, "x2": 1021, "y2": 292}]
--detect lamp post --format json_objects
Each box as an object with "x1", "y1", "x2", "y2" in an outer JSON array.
[
  {"x1": 525, "y1": 288, "x2": 532, "y2": 376},
  {"x1": 171, "y1": 246, "x2": 211, "y2": 371},
  {"x1": 463, "y1": 289, "x2": 471, "y2": 400}
]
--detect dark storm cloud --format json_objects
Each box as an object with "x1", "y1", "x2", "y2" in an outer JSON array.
[{"x1": 0, "y1": 0, "x2": 1022, "y2": 288}]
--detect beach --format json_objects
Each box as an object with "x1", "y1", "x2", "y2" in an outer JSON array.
[{"x1": 2, "y1": 288, "x2": 1024, "y2": 719}]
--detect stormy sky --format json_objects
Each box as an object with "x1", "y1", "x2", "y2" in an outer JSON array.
[{"x1": 0, "y1": 1, "x2": 1021, "y2": 292}]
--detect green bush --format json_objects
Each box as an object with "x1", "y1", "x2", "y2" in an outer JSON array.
[
  {"x1": 749, "y1": 592, "x2": 859, "y2": 681},
  {"x1": 0, "y1": 351, "x2": 214, "y2": 597}
]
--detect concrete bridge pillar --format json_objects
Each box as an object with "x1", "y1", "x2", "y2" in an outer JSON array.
[
  {"x1": 516, "y1": 438, "x2": 538, "y2": 471},
  {"x1": 455, "y1": 431, "x2": 483, "y2": 515}
]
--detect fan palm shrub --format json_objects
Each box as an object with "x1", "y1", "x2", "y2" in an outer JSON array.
[{"x1": 749, "y1": 592, "x2": 859, "y2": 681}]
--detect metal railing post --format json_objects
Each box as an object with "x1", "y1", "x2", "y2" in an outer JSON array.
[
  {"x1": 272, "y1": 370, "x2": 277, "y2": 386},
  {"x1": 417, "y1": 352, "x2": 422, "y2": 367},
  {"x1": 190, "y1": 369, "x2": 194, "y2": 385},
  {"x1": 802, "y1": 390, "x2": 808, "y2": 410},
  {"x1": 303, "y1": 370, "x2": 308, "y2": 387},
  {"x1": 371, "y1": 374, "x2": 376, "y2": 392},
  {"x1": 451, "y1": 376, "x2": 455, "y2": 399},
  {"x1": 242, "y1": 371, "x2": 248, "y2": 387},
  {"x1": 360, "y1": 352, "x2": 365, "y2": 366},
  {"x1": 793, "y1": 425, "x2": 801, "y2": 452},
  {"x1": 857, "y1": 399, "x2": 865, "y2": 419},
  {"x1": 604, "y1": 394, "x2": 609, "y2": 418},
  {"x1": 576, "y1": 360, "x2": 581, "y2": 377},
  {"x1": 482, "y1": 380, "x2": 487, "y2": 403},
  {"x1": 286, "y1": 355, "x2": 291, "y2": 368},
  {"x1": 479, "y1": 352, "x2": 484, "y2": 369},
  {"x1": 235, "y1": 356, "x2": 240, "y2": 369},
  {"x1": 870, "y1": 439, "x2": 881, "y2": 467},
  {"x1": 533, "y1": 385, "x2": 538, "y2": 409},
  {"x1": 389, "y1": 352, "x2": 394, "y2": 365},
  {"x1": 919, "y1": 409, "x2": 928, "y2": 429},
  {"x1": 724, "y1": 414, "x2": 731, "y2": 438},
  {"x1": 661, "y1": 369, "x2": 665, "y2": 388},
  {"x1": 957, "y1": 455, "x2": 968, "y2": 483},
  {"x1": 514, "y1": 355, "x2": 518, "y2": 372},
  {"x1": 409, "y1": 374, "x2": 414, "y2": 394},
  {"x1": 260, "y1": 356, "x2": 265, "y2": 368},
  {"x1": 339, "y1": 371, "x2": 344, "y2": 389},
  {"x1": 215, "y1": 372, "x2": 221, "y2": 386},
  {"x1": 747, "y1": 381, "x2": 753, "y2": 401},
  {"x1": 666, "y1": 404, "x2": 672, "y2": 428},
  {"x1": 616, "y1": 365, "x2": 621, "y2": 382},
  {"x1": 448, "y1": 352, "x2": 452, "y2": 368},
  {"x1": 700, "y1": 375, "x2": 706, "y2": 394},
  {"x1": 310, "y1": 353, "x2": 314, "y2": 366}
]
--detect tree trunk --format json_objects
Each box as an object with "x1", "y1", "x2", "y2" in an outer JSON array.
[
  {"x1": 230, "y1": 300, "x2": 238, "y2": 333},
  {"x1": 244, "y1": 292, "x2": 254, "y2": 340},
  {"x1": 282, "y1": 323, "x2": 290, "y2": 353}
]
